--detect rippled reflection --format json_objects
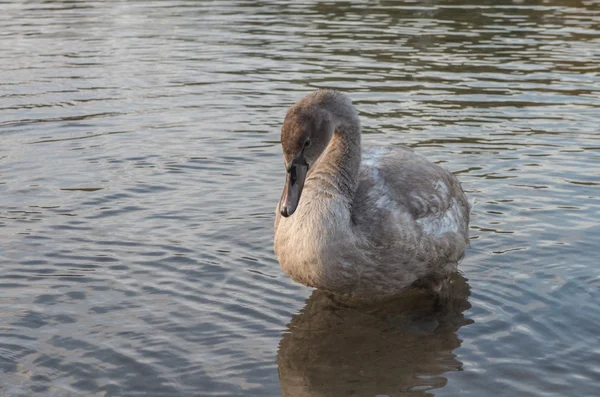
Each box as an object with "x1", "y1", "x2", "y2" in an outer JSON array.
[{"x1": 278, "y1": 274, "x2": 472, "y2": 397}]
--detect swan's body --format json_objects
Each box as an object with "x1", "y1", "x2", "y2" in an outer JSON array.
[{"x1": 274, "y1": 90, "x2": 470, "y2": 301}]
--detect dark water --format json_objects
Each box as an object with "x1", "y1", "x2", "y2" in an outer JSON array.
[{"x1": 1, "y1": 0, "x2": 599, "y2": 396}]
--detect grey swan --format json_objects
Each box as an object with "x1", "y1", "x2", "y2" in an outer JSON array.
[{"x1": 274, "y1": 89, "x2": 470, "y2": 302}]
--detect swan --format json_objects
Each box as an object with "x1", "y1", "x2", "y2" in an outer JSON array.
[{"x1": 274, "y1": 89, "x2": 470, "y2": 301}]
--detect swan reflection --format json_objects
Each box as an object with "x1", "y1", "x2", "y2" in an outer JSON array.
[{"x1": 277, "y1": 273, "x2": 472, "y2": 397}]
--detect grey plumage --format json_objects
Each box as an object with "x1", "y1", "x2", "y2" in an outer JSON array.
[{"x1": 274, "y1": 89, "x2": 470, "y2": 302}]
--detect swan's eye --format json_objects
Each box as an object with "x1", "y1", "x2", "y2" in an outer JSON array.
[{"x1": 304, "y1": 139, "x2": 311, "y2": 148}]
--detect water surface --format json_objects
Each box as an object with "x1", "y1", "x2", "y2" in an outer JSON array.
[{"x1": 1, "y1": 0, "x2": 599, "y2": 396}]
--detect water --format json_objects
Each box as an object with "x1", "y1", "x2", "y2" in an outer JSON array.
[{"x1": 1, "y1": 0, "x2": 599, "y2": 395}]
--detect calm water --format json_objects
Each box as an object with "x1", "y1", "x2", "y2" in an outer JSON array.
[{"x1": 1, "y1": 0, "x2": 599, "y2": 396}]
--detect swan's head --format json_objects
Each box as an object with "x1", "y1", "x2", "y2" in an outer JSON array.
[{"x1": 278, "y1": 95, "x2": 335, "y2": 217}]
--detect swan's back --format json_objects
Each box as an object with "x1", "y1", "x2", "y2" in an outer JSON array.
[
  {"x1": 351, "y1": 145, "x2": 470, "y2": 289},
  {"x1": 354, "y1": 146, "x2": 470, "y2": 230}
]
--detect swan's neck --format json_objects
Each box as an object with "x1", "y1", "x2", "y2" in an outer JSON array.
[{"x1": 309, "y1": 121, "x2": 361, "y2": 208}]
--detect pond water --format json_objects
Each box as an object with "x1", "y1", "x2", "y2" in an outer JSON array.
[{"x1": 1, "y1": 0, "x2": 599, "y2": 396}]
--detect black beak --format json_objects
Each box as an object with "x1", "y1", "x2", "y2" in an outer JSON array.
[{"x1": 279, "y1": 154, "x2": 308, "y2": 217}]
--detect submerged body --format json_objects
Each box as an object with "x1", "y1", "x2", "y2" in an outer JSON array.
[{"x1": 274, "y1": 90, "x2": 470, "y2": 301}]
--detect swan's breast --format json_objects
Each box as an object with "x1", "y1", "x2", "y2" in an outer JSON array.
[{"x1": 274, "y1": 190, "x2": 355, "y2": 288}]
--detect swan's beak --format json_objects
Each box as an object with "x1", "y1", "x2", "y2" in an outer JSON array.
[{"x1": 279, "y1": 156, "x2": 308, "y2": 217}]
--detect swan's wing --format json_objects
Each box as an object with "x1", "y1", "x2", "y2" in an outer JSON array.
[{"x1": 354, "y1": 145, "x2": 470, "y2": 241}]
